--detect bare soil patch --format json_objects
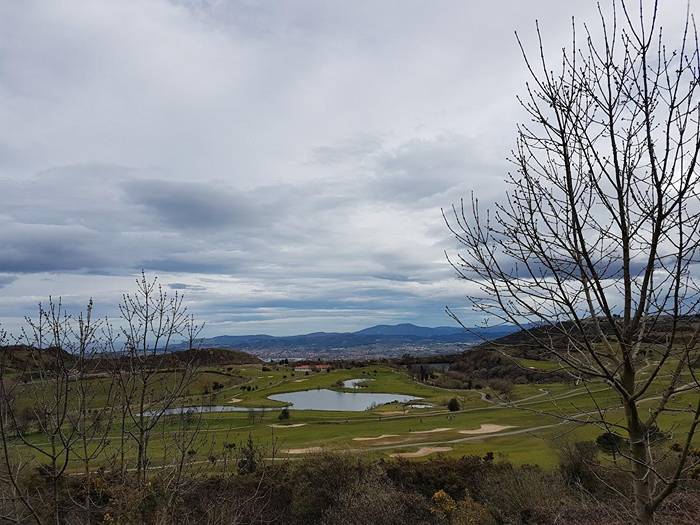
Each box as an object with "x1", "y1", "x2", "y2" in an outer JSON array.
[
  {"x1": 458, "y1": 424, "x2": 515, "y2": 435},
  {"x1": 390, "y1": 447, "x2": 452, "y2": 458}
]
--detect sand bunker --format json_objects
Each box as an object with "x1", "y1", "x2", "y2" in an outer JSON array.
[
  {"x1": 227, "y1": 397, "x2": 243, "y2": 404},
  {"x1": 283, "y1": 447, "x2": 323, "y2": 454},
  {"x1": 352, "y1": 434, "x2": 399, "y2": 441},
  {"x1": 458, "y1": 424, "x2": 515, "y2": 435},
  {"x1": 293, "y1": 379, "x2": 308, "y2": 383},
  {"x1": 390, "y1": 447, "x2": 452, "y2": 458},
  {"x1": 410, "y1": 427, "x2": 453, "y2": 434},
  {"x1": 269, "y1": 423, "x2": 307, "y2": 429}
]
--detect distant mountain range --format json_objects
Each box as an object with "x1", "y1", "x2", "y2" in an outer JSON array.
[{"x1": 181, "y1": 323, "x2": 518, "y2": 353}]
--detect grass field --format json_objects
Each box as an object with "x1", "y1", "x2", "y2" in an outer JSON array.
[{"x1": 10, "y1": 356, "x2": 699, "y2": 474}]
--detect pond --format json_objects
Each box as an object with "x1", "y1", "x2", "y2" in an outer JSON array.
[
  {"x1": 147, "y1": 405, "x2": 258, "y2": 416},
  {"x1": 147, "y1": 387, "x2": 420, "y2": 416},
  {"x1": 268, "y1": 388, "x2": 418, "y2": 411}
]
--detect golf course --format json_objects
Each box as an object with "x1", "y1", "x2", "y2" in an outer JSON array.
[{"x1": 11, "y1": 354, "x2": 697, "y2": 471}]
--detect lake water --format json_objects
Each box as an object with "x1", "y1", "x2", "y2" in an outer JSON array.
[
  {"x1": 268, "y1": 388, "x2": 418, "y2": 411},
  {"x1": 148, "y1": 405, "x2": 258, "y2": 416},
  {"x1": 148, "y1": 387, "x2": 420, "y2": 416}
]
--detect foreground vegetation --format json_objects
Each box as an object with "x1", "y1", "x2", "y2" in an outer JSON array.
[{"x1": 5, "y1": 450, "x2": 700, "y2": 524}]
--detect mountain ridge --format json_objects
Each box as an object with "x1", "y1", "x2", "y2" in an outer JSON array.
[{"x1": 180, "y1": 323, "x2": 517, "y2": 353}]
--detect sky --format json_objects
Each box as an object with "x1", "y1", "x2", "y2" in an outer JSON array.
[{"x1": 0, "y1": 1, "x2": 694, "y2": 336}]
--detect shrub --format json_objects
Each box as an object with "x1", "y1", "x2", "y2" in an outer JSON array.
[
  {"x1": 447, "y1": 398, "x2": 461, "y2": 412},
  {"x1": 237, "y1": 434, "x2": 261, "y2": 475},
  {"x1": 596, "y1": 432, "x2": 626, "y2": 458},
  {"x1": 320, "y1": 467, "x2": 432, "y2": 525},
  {"x1": 431, "y1": 490, "x2": 493, "y2": 525},
  {"x1": 558, "y1": 441, "x2": 600, "y2": 494},
  {"x1": 480, "y1": 464, "x2": 569, "y2": 524},
  {"x1": 487, "y1": 379, "x2": 513, "y2": 398}
]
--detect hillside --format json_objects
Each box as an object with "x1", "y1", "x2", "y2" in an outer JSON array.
[
  {"x1": 140, "y1": 347, "x2": 262, "y2": 367},
  {"x1": 0, "y1": 345, "x2": 74, "y2": 372},
  {"x1": 445, "y1": 316, "x2": 700, "y2": 385},
  {"x1": 473, "y1": 316, "x2": 700, "y2": 359},
  {"x1": 0, "y1": 345, "x2": 261, "y2": 373}
]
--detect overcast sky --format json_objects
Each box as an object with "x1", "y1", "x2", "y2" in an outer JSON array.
[{"x1": 0, "y1": 1, "x2": 693, "y2": 336}]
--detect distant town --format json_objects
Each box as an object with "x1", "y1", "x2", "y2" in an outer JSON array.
[{"x1": 180, "y1": 323, "x2": 516, "y2": 360}]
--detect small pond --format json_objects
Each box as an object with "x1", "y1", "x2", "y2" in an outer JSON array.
[
  {"x1": 148, "y1": 405, "x2": 257, "y2": 417},
  {"x1": 148, "y1": 388, "x2": 420, "y2": 416},
  {"x1": 268, "y1": 388, "x2": 418, "y2": 411}
]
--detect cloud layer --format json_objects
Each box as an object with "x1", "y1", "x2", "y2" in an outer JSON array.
[{"x1": 0, "y1": 1, "x2": 692, "y2": 335}]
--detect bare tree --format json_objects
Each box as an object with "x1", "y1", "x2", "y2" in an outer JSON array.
[
  {"x1": 113, "y1": 272, "x2": 202, "y2": 486},
  {"x1": 0, "y1": 326, "x2": 43, "y2": 525},
  {"x1": 0, "y1": 299, "x2": 115, "y2": 524},
  {"x1": 445, "y1": 2, "x2": 700, "y2": 523},
  {"x1": 64, "y1": 300, "x2": 116, "y2": 521},
  {"x1": 13, "y1": 300, "x2": 80, "y2": 525}
]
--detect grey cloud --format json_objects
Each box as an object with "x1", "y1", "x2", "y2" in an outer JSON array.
[
  {"x1": 142, "y1": 255, "x2": 242, "y2": 275},
  {"x1": 2, "y1": 164, "x2": 134, "y2": 231},
  {"x1": 311, "y1": 134, "x2": 382, "y2": 166},
  {"x1": 168, "y1": 282, "x2": 206, "y2": 291},
  {"x1": 0, "y1": 224, "x2": 115, "y2": 273},
  {"x1": 0, "y1": 274, "x2": 17, "y2": 289},
  {"x1": 123, "y1": 179, "x2": 262, "y2": 230},
  {"x1": 370, "y1": 135, "x2": 504, "y2": 203}
]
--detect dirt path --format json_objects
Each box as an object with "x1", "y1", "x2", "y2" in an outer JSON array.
[{"x1": 282, "y1": 447, "x2": 323, "y2": 454}]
